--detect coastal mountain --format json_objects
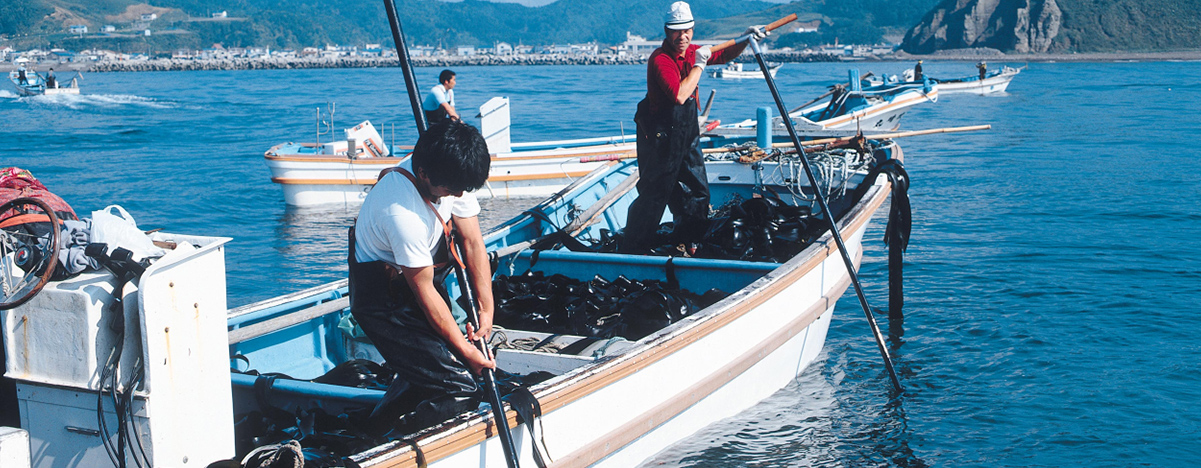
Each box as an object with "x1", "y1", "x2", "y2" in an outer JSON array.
[
  {"x1": 902, "y1": 0, "x2": 1201, "y2": 53},
  {"x1": 4, "y1": 0, "x2": 933, "y2": 52}
]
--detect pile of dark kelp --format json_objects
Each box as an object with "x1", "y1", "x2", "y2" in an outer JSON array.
[
  {"x1": 492, "y1": 271, "x2": 728, "y2": 341},
  {"x1": 582, "y1": 194, "x2": 823, "y2": 263}
]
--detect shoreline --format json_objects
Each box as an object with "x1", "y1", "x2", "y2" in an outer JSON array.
[{"x1": 2, "y1": 49, "x2": 1198, "y2": 73}]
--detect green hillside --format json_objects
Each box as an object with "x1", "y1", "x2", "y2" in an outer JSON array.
[
  {"x1": 1, "y1": 0, "x2": 936, "y2": 52},
  {"x1": 1053, "y1": 0, "x2": 1201, "y2": 51}
]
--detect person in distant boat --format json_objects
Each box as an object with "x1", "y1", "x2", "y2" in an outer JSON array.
[
  {"x1": 45, "y1": 68, "x2": 56, "y2": 89},
  {"x1": 977, "y1": 61, "x2": 987, "y2": 81},
  {"x1": 622, "y1": 1, "x2": 766, "y2": 253},
  {"x1": 17, "y1": 66, "x2": 28, "y2": 85},
  {"x1": 914, "y1": 60, "x2": 923, "y2": 81},
  {"x1": 422, "y1": 69, "x2": 459, "y2": 125},
  {"x1": 348, "y1": 119, "x2": 493, "y2": 434}
]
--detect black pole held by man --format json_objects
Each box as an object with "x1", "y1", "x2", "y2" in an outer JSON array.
[
  {"x1": 744, "y1": 34, "x2": 905, "y2": 393},
  {"x1": 383, "y1": 0, "x2": 429, "y2": 135}
]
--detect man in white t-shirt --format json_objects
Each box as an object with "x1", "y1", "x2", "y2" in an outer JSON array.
[
  {"x1": 349, "y1": 119, "x2": 492, "y2": 433},
  {"x1": 422, "y1": 69, "x2": 458, "y2": 125}
]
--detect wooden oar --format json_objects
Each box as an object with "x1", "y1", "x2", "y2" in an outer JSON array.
[
  {"x1": 451, "y1": 238, "x2": 521, "y2": 468},
  {"x1": 743, "y1": 34, "x2": 904, "y2": 393},
  {"x1": 709, "y1": 14, "x2": 798, "y2": 53}
]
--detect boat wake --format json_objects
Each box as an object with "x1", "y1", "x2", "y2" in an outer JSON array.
[{"x1": 15, "y1": 93, "x2": 175, "y2": 110}]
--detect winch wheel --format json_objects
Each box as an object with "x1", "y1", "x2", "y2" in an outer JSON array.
[{"x1": 0, "y1": 197, "x2": 61, "y2": 310}]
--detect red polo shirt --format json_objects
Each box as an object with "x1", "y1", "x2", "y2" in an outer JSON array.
[{"x1": 645, "y1": 42, "x2": 731, "y2": 114}]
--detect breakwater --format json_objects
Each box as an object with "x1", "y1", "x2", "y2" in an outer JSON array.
[{"x1": 85, "y1": 52, "x2": 841, "y2": 72}]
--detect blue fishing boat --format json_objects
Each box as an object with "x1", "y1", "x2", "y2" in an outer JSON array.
[
  {"x1": 710, "y1": 69, "x2": 937, "y2": 138},
  {"x1": 223, "y1": 135, "x2": 910, "y2": 467}
]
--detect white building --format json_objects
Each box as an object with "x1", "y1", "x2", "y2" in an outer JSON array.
[
  {"x1": 495, "y1": 42, "x2": 513, "y2": 55},
  {"x1": 102, "y1": 25, "x2": 115, "y2": 32},
  {"x1": 212, "y1": 11, "x2": 227, "y2": 18},
  {"x1": 456, "y1": 46, "x2": 476, "y2": 56},
  {"x1": 620, "y1": 32, "x2": 659, "y2": 56},
  {"x1": 140, "y1": 13, "x2": 157, "y2": 21},
  {"x1": 69, "y1": 25, "x2": 88, "y2": 34}
]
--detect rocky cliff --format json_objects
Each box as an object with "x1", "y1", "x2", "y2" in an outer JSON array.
[{"x1": 901, "y1": 0, "x2": 1062, "y2": 53}]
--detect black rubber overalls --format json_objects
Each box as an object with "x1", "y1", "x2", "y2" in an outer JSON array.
[
  {"x1": 347, "y1": 168, "x2": 479, "y2": 432},
  {"x1": 623, "y1": 95, "x2": 711, "y2": 251}
]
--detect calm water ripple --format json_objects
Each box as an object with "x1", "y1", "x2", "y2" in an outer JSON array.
[{"x1": 3, "y1": 61, "x2": 1201, "y2": 466}]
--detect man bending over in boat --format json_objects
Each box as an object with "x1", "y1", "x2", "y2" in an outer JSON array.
[
  {"x1": 348, "y1": 118, "x2": 494, "y2": 434},
  {"x1": 423, "y1": 69, "x2": 459, "y2": 125},
  {"x1": 623, "y1": 1, "x2": 767, "y2": 254}
]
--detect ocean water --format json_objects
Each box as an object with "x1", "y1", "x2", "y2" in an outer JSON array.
[{"x1": 3, "y1": 61, "x2": 1200, "y2": 466}]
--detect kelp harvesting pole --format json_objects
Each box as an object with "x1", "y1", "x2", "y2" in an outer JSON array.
[
  {"x1": 382, "y1": 0, "x2": 429, "y2": 135},
  {"x1": 451, "y1": 236, "x2": 521, "y2": 468},
  {"x1": 740, "y1": 25, "x2": 904, "y2": 393}
]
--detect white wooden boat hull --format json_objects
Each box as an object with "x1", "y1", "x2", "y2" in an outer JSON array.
[
  {"x1": 265, "y1": 143, "x2": 635, "y2": 206},
  {"x1": 935, "y1": 67, "x2": 1020, "y2": 95},
  {"x1": 712, "y1": 65, "x2": 781, "y2": 79}
]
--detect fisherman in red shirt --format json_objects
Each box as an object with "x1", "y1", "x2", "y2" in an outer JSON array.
[{"x1": 623, "y1": 1, "x2": 768, "y2": 253}]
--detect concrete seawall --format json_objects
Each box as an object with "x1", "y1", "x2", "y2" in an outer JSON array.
[{"x1": 83, "y1": 53, "x2": 841, "y2": 72}]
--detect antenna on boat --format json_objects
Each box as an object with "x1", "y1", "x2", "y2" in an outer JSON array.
[
  {"x1": 730, "y1": 22, "x2": 905, "y2": 393},
  {"x1": 382, "y1": 0, "x2": 429, "y2": 135}
]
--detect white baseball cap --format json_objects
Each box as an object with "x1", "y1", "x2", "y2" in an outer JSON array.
[{"x1": 665, "y1": 1, "x2": 695, "y2": 30}]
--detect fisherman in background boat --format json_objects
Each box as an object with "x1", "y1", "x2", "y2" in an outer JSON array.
[
  {"x1": 347, "y1": 119, "x2": 494, "y2": 433},
  {"x1": 45, "y1": 68, "x2": 56, "y2": 89},
  {"x1": 914, "y1": 60, "x2": 923, "y2": 81},
  {"x1": 623, "y1": 1, "x2": 766, "y2": 253},
  {"x1": 977, "y1": 61, "x2": 987, "y2": 80},
  {"x1": 422, "y1": 69, "x2": 459, "y2": 125},
  {"x1": 17, "y1": 66, "x2": 28, "y2": 85}
]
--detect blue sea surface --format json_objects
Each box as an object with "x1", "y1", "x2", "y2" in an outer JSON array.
[{"x1": 3, "y1": 61, "x2": 1200, "y2": 466}]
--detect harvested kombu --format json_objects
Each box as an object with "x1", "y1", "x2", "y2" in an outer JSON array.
[
  {"x1": 492, "y1": 271, "x2": 727, "y2": 341},
  {"x1": 586, "y1": 194, "x2": 824, "y2": 263}
]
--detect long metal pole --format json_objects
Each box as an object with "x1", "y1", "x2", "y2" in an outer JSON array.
[
  {"x1": 747, "y1": 37, "x2": 903, "y2": 393},
  {"x1": 382, "y1": 0, "x2": 429, "y2": 134}
]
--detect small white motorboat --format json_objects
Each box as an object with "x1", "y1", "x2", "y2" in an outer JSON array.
[
  {"x1": 7, "y1": 69, "x2": 80, "y2": 96},
  {"x1": 710, "y1": 62, "x2": 781, "y2": 79},
  {"x1": 932, "y1": 65, "x2": 1022, "y2": 95}
]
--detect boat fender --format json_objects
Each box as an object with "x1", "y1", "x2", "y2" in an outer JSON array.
[{"x1": 503, "y1": 387, "x2": 551, "y2": 468}]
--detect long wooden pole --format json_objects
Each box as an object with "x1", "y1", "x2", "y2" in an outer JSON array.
[
  {"x1": 699, "y1": 124, "x2": 991, "y2": 154},
  {"x1": 772, "y1": 124, "x2": 992, "y2": 148},
  {"x1": 382, "y1": 0, "x2": 429, "y2": 135},
  {"x1": 709, "y1": 14, "x2": 797, "y2": 53}
]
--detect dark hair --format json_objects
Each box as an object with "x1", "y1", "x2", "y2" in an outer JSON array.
[
  {"x1": 439, "y1": 69, "x2": 456, "y2": 84},
  {"x1": 412, "y1": 119, "x2": 490, "y2": 193}
]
